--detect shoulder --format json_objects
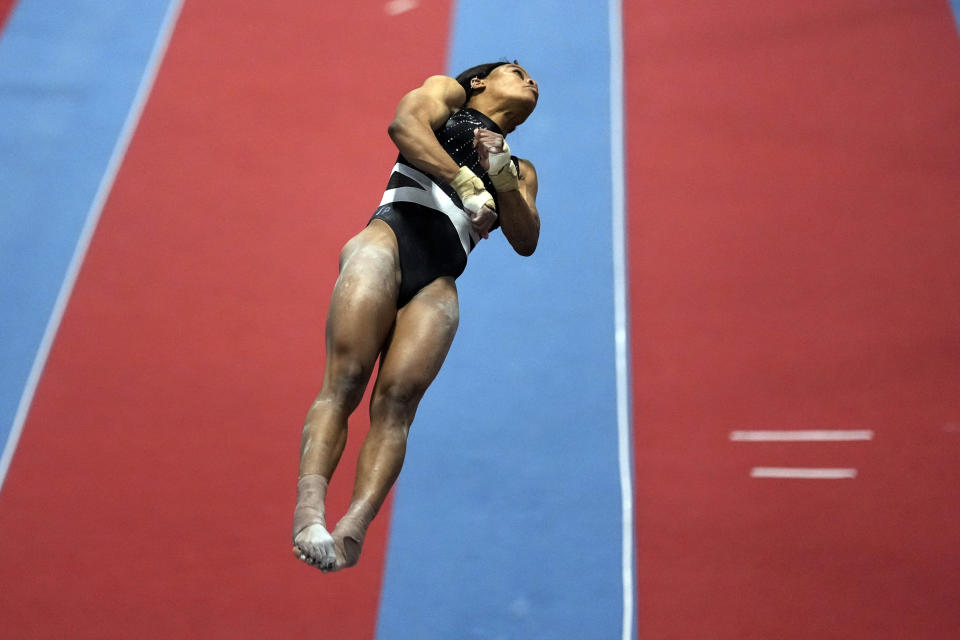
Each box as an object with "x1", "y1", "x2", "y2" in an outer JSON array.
[
  {"x1": 517, "y1": 158, "x2": 537, "y2": 181},
  {"x1": 517, "y1": 157, "x2": 536, "y2": 173},
  {"x1": 392, "y1": 75, "x2": 467, "y2": 130},
  {"x1": 416, "y1": 75, "x2": 467, "y2": 110}
]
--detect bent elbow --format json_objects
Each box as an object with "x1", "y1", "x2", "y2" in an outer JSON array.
[
  {"x1": 387, "y1": 119, "x2": 402, "y2": 142},
  {"x1": 387, "y1": 114, "x2": 417, "y2": 144},
  {"x1": 513, "y1": 239, "x2": 537, "y2": 257},
  {"x1": 507, "y1": 223, "x2": 539, "y2": 257}
]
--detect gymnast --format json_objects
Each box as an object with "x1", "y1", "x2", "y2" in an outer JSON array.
[{"x1": 291, "y1": 61, "x2": 540, "y2": 572}]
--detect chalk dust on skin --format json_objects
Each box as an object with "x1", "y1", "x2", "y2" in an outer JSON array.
[{"x1": 292, "y1": 474, "x2": 338, "y2": 571}]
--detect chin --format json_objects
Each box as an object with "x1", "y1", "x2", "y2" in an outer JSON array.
[{"x1": 519, "y1": 102, "x2": 537, "y2": 121}]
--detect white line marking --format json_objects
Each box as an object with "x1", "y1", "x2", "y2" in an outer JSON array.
[
  {"x1": 751, "y1": 468, "x2": 858, "y2": 479},
  {"x1": 731, "y1": 430, "x2": 874, "y2": 442},
  {"x1": 0, "y1": 0, "x2": 185, "y2": 493},
  {"x1": 609, "y1": 0, "x2": 635, "y2": 639}
]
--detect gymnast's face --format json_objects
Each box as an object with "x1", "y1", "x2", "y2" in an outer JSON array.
[{"x1": 473, "y1": 64, "x2": 539, "y2": 116}]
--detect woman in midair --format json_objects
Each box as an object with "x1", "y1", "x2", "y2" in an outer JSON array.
[{"x1": 292, "y1": 61, "x2": 540, "y2": 572}]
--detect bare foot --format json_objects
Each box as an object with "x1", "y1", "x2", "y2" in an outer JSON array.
[
  {"x1": 329, "y1": 530, "x2": 363, "y2": 571},
  {"x1": 291, "y1": 475, "x2": 334, "y2": 571},
  {"x1": 328, "y1": 501, "x2": 377, "y2": 571},
  {"x1": 293, "y1": 523, "x2": 337, "y2": 571}
]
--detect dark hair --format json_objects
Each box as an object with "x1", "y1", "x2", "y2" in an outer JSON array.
[{"x1": 455, "y1": 60, "x2": 519, "y2": 103}]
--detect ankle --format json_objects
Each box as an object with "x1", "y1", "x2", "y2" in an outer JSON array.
[
  {"x1": 345, "y1": 500, "x2": 377, "y2": 526},
  {"x1": 293, "y1": 475, "x2": 331, "y2": 538}
]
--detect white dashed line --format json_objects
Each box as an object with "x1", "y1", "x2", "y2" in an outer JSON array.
[
  {"x1": 733, "y1": 431, "x2": 871, "y2": 479},
  {"x1": 751, "y1": 467, "x2": 858, "y2": 479},
  {"x1": 730, "y1": 430, "x2": 874, "y2": 442}
]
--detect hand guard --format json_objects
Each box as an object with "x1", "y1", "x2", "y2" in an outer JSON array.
[
  {"x1": 487, "y1": 140, "x2": 519, "y2": 192},
  {"x1": 450, "y1": 165, "x2": 496, "y2": 214}
]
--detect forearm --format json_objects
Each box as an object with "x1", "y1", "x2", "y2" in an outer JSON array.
[
  {"x1": 497, "y1": 190, "x2": 539, "y2": 256},
  {"x1": 387, "y1": 115, "x2": 460, "y2": 182}
]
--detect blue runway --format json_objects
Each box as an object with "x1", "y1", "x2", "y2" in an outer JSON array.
[{"x1": 376, "y1": 2, "x2": 632, "y2": 638}]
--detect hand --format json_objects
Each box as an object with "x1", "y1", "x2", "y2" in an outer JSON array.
[
  {"x1": 473, "y1": 128, "x2": 506, "y2": 172},
  {"x1": 449, "y1": 165, "x2": 498, "y2": 239},
  {"x1": 467, "y1": 202, "x2": 497, "y2": 239},
  {"x1": 473, "y1": 128, "x2": 518, "y2": 192}
]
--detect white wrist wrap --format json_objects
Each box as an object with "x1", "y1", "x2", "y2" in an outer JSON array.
[
  {"x1": 487, "y1": 140, "x2": 512, "y2": 174},
  {"x1": 462, "y1": 192, "x2": 495, "y2": 215},
  {"x1": 451, "y1": 165, "x2": 495, "y2": 213},
  {"x1": 487, "y1": 140, "x2": 519, "y2": 192}
]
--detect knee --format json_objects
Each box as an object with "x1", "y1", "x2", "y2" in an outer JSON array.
[
  {"x1": 321, "y1": 359, "x2": 370, "y2": 409},
  {"x1": 371, "y1": 379, "x2": 427, "y2": 420}
]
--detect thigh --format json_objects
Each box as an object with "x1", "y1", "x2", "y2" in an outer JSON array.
[
  {"x1": 373, "y1": 277, "x2": 460, "y2": 405},
  {"x1": 323, "y1": 222, "x2": 402, "y2": 386}
]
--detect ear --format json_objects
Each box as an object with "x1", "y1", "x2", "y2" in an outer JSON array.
[{"x1": 470, "y1": 77, "x2": 484, "y2": 90}]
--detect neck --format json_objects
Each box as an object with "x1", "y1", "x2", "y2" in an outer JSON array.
[{"x1": 466, "y1": 99, "x2": 526, "y2": 135}]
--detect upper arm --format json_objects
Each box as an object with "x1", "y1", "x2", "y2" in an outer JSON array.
[
  {"x1": 518, "y1": 158, "x2": 539, "y2": 209},
  {"x1": 391, "y1": 75, "x2": 467, "y2": 131}
]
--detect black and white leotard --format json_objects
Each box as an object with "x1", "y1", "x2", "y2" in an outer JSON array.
[{"x1": 370, "y1": 107, "x2": 516, "y2": 307}]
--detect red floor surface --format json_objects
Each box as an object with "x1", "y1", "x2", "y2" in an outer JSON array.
[
  {"x1": 0, "y1": 1, "x2": 451, "y2": 637},
  {"x1": 4, "y1": 2, "x2": 960, "y2": 638},
  {"x1": 0, "y1": 0, "x2": 17, "y2": 34},
  {"x1": 626, "y1": 1, "x2": 960, "y2": 638}
]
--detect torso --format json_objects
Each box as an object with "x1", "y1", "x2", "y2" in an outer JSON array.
[{"x1": 369, "y1": 107, "x2": 510, "y2": 306}]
